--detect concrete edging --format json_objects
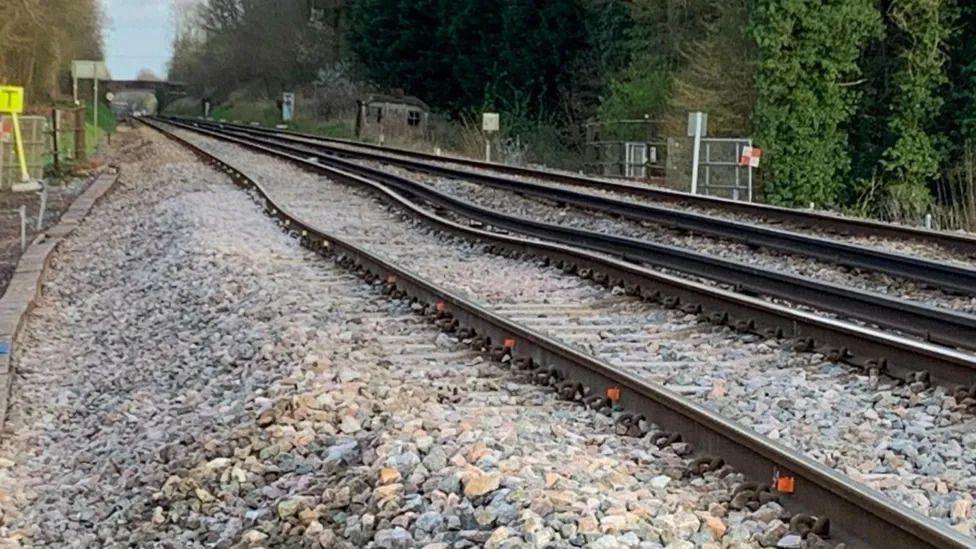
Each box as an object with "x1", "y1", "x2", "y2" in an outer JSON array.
[{"x1": 0, "y1": 173, "x2": 119, "y2": 426}]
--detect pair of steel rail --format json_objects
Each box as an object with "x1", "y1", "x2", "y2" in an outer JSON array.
[{"x1": 146, "y1": 117, "x2": 975, "y2": 548}]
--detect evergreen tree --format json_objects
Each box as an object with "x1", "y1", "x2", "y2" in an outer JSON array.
[
  {"x1": 348, "y1": 0, "x2": 595, "y2": 117},
  {"x1": 879, "y1": 0, "x2": 954, "y2": 197},
  {"x1": 751, "y1": 0, "x2": 882, "y2": 207},
  {"x1": 942, "y1": 2, "x2": 976, "y2": 148}
]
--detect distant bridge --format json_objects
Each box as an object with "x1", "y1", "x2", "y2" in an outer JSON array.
[{"x1": 106, "y1": 80, "x2": 187, "y2": 111}]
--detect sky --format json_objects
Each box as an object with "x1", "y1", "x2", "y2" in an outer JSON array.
[{"x1": 102, "y1": 0, "x2": 178, "y2": 80}]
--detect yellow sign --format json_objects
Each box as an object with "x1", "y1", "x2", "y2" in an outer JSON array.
[{"x1": 0, "y1": 86, "x2": 24, "y2": 113}]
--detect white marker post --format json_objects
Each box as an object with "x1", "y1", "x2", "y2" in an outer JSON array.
[
  {"x1": 688, "y1": 112, "x2": 707, "y2": 195},
  {"x1": 482, "y1": 112, "x2": 499, "y2": 162},
  {"x1": 282, "y1": 92, "x2": 295, "y2": 122}
]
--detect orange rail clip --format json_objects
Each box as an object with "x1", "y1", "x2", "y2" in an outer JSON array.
[
  {"x1": 606, "y1": 386, "x2": 621, "y2": 402},
  {"x1": 386, "y1": 274, "x2": 397, "y2": 284},
  {"x1": 435, "y1": 301, "x2": 446, "y2": 313},
  {"x1": 503, "y1": 338, "x2": 516, "y2": 349}
]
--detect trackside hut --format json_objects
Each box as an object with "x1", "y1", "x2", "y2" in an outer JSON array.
[{"x1": 356, "y1": 92, "x2": 429, "y2": 140}]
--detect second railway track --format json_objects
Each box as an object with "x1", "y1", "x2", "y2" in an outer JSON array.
[{"x1": 146, "y1": 118, "x2": 976, "y2": 548}]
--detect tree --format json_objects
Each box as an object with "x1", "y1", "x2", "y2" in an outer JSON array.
[
  {"x1": 0, "y1": 0, "x2": 103, "y2": 101},
  {"x1": 347, "y1": 0, "x2": 594, "y2": 118},
  {"x1": 169, "y1": 0, "x2": 350, "y2": 100},
  {"x1": 663, "y1": 1, "x2": 756, "y2": 137},
  {"x1": 751, "y1": 0, "x2": 882, "y2": 207},
  {"x1": 597, "y1": 0, "x2": 733, "y2": 132},
  {"x1": 136, "y1": 68, "x2": 162, "y2": 81},
  {"x1": 878, "y1": 0, "x2": 954, "y2": 199}
]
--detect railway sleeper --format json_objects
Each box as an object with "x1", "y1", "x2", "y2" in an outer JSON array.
[
  {"x1": 649, "y1": 431, "x2": 682, "y2": 448},
  {"x1": 686, "y1": 456, "x2": 725, "y2": 477},
  {"x1": 329, "y1": 233, "x2": 842, "y2": 543},
  {"x1": 614, "y1": 412, "x2": 649, "y2": 437}
]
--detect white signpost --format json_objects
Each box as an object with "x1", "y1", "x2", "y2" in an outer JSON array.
[
  {"x1": 71, "y1": 60, "x2": 110, "y2": 146},
  {"x1": 482, "y1": 112, "x2": 499, "y2": 162},
  {"x1": 282, "y1": 92, "x2": 295, "y2": 122},
  {"x1": 688, "y1": 111, "x2": 708, "y2": 195}
]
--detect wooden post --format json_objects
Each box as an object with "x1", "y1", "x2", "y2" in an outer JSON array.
[
  {"x1": 51, "y1": 108, "x2": 60, "y2": 173},
  {"x1": 74, "y1": 107, "x2": 86, "y2": 161}
]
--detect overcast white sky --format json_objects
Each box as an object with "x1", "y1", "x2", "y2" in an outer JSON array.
[{"x1": 102, "y1": 0, "x2": 180, "y2": 80}]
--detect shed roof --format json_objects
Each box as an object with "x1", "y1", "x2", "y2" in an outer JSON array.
[{"x1": 364, "y1": 93, "x2": 429, "y2": 111}]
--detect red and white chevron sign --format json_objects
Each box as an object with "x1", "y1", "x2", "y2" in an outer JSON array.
[{"x1": 739, "y1": 146, "x2": 762, "y2": 168}]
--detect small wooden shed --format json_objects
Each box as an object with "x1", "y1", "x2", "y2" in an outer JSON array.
[{"x1": 355, "y1": 91, "x2": 429, "y2": 140}]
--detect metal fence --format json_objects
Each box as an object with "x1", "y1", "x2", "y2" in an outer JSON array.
[
  {"x1": 667, "y1": 136, "x2": 754, "y2": 201},
  {"x1": 0, "y1": 108, "x2": 86, "y2": 189},
  {"x1": 0, "y1": 115, "x2": 45, "y2": 188},
  {"x1": 583, "y1": 119, "x2": 666, "y2": 179},
  {"x1": 585, "y1": 140, "x2": 666, "y2": 178}
]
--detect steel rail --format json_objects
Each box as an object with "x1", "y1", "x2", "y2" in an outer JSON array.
[
  {"x1": 160, "y1": 117, "x2": 976, "y2": 358},
  {"x1": 144, "y1": 116, "x2": 974, "y2": 549},
  {"x1": 170, "y1": 116, "x2": 976, "y2": 257}
]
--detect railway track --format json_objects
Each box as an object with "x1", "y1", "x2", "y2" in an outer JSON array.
[
  {"x1": 168, "y1": 116, "x2": 976, "y2": 259},
  {"x1": 154, "y1": 117, "x2": 976, "y2": 394},
  {"x1": 144, "y1": 118, "x2": 976, "y2": 548},
  {"x1": 161, "y1": 119, "x2": 976, "y2": 338}
]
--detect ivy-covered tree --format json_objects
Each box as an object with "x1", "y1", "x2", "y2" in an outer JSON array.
[
  {"x1": 751, "y1": 0, "x2": 882, "y2": 207},
  {"x1": 879, "y1": 0, "x2": 954, "y2": 199}
]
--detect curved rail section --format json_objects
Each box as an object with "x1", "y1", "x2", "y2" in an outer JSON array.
[
  {"x1": 170, "y1": 116, "x2": 976, "y2": 257},
  {"x1": 185, "y1": 118, "x2": 976, "y2": 294},
  {"x1": 159, "y1": 118, "x2": 976, "y2": 367},
  {"x1": 144, "y1": 117, "x2": 972, "y2": 549}
]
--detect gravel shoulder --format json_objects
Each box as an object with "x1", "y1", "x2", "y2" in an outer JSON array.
[{"x1": 0, "y1": 175, "x2": 93, "y2": 298}]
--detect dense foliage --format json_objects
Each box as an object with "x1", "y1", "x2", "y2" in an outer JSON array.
[
  {"x1": 169, "y1": 0, "x2": 348, "y2": 101},
  {"x1": 0, "y1": 0, "x2": 103, "y2": 101},
  {"x1": 347, "y1": 0, "x2": 628, "y2": 125},
  {"x1": 751, "y1": 0, "x2": 881, "y2": 207}
]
